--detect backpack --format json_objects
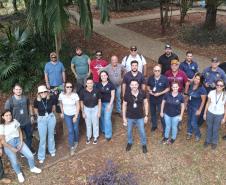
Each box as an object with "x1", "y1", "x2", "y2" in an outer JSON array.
[{"x1": 124, "y1": 54, "x2": 144, "y2": 69}]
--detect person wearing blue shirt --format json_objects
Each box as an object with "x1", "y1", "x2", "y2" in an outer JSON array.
[
  {"x1": 44, "y1": 52, "x2": 66, "y2": 89},
  {"x1": 202, "y1": 57, "x2": 226, "y2": 93},
  {"x1": 147, "y1": 65, "x2": 169, "y2": 133},
  {"x1": 160, "y1": 81, "x2": 185, "y2": 144},
  {"x1": 179, "y1": 51, "x2": 199, "y2": 80},
  {"x1": 186, "y1": 73, "x2": 207, "y2": 141}
]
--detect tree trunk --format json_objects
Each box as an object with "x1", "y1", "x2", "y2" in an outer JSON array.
[
  {"x1": 55, "y1": 33, "x2": 62, "y2": 58},
  {"x1": 0, "y1": 1, "x2": 4, "y2": 8},
  {"x1": 13, "y1": 0, "x2": 18, "y2": 12},
  {"x1": 204, "y1": 4, "x2": 217, "y2": 30}
]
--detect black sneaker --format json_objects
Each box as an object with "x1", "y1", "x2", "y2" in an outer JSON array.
[
  {"x1": 222, "y1": 135, "x2": 226, "y2": 140},
  {"x1": 86, "y1": 139, "x2": 90, "y2": 144},
  {"x1": 30, "y1": 148, "x2": 36, "y2": 156},
  {"x1": 186, "y1": 134, "x2": 192, "y2": 140},
  {"x1": 142, "y1": 145, "x2": 148, "y2": 154},
  {"x1": 106, "y1": 138, "x2": 111, "y2": 142},
  {"x1": 203, "y1": 142, "x2": 209, "y2": 148},
  {"x1": 126, "y1": 143, "x2": 132, "y2": 152},
  {"x1": 151, "y1": 127, "x2": 157, "y2": 132},
  {"x1": 93, "y1": 138, "x2": 98, "y2": 145},
  {"x1": 211, "y1": 144, "x2": 217, "y2": 150},
  {"x1": 168, "y1": 139, "x2": 175, "y2": 145},
  {"x1": 161, "y1": 137, "x2": 168, "y2": 144}
]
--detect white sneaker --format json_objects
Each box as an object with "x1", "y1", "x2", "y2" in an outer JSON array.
[
  {"x1": 39, "y1": 160, "x2": 44, "y2": 164},
  {"x1": 30, "y1": 167, "x2": 42, "y2": 174},
  {"x1": 50, "y1": 153, "x2": 55, "y2": 157},
  {"x1": 17, "y1": 173, "x2": 25, "y2": 183}
]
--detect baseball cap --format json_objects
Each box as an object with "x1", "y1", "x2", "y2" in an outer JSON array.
[
  {"x1": 171, "y1": 59, "x2": 179, "y2": 65},
  {"x1": 130, "y1": 46, "x2": 137, "y2": 51},
  {"x1": 211, "y1": 57, "x2": 218, "y2": 63},
  {"x1": 165, "y1": 44, "x2": 172, "y2": 49}
]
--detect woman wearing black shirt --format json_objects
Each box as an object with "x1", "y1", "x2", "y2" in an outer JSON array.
[{"x1": 34, "y1": 85, "x2": 56, "y2": 164}]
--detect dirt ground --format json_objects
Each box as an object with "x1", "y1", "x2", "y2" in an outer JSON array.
[{"x1": 119, "y1": 12, "x2": 226, "y2": 62}]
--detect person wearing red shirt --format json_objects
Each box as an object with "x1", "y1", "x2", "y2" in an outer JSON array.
[
  {"x1": 165, "y1": 59, "x2": 189, "y2": 93},
  {"x1": 90, "y1": 51, "x2": 108, "y2": 83}
]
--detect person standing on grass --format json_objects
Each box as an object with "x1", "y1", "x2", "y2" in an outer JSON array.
[
  {"x1": 0, "y1": 110, "x2": 41, "y2": 183},
  {"x1": 147, "y1": 65, "x2": 169, "y2": 133},
  {"x1": 179, "y1": 51, "x2": 199, "y2": 81},
  {"x1": 4, "y1": 84, "x2": 36, "y2": 155},
  {"x1": 158, "y1": 44, "x2": 179, "y2": 75},
  {"x1": 100, "y1": 55, "x2": 126, "y2": 114},
  {"x1": 122, "y1": 46, "x2": 147, "y2": 77},
  {"x1": 203, "y1": 79, "x2": 226, "y2": 150},
  {"x1": 122, "y1": 60, "x2": 146, "y2": 98},
  {"x1": 34, "y1": 85, "x2": 57, "y2": 164},
  {"x1": 122, "y1": 80, "x2": 148, "y2": 154},
  {"x1": 96, "y1": 71, "x2": 115, "y2": 141},
  {"x1": 59, "y1": 82, "x2": 80, "y2": 156},
  {"x1": 0, "y1": 137, "x2": 11, "y2": 184},
  {"x1": 90, "y1": 51, "x2": 108, "y2": 84},
  {"x1": 160, "y1": 81, "x2": 185, "y2": 145},
  {"x1": 80, "y1": 78, "x2": 101, "y2": 145},
  {"x1": 186, "y1": 73, "x2": 207, "y2": 141},
  {"x1": 71, "y1": 46, "x2": 91, "y2": 87}
]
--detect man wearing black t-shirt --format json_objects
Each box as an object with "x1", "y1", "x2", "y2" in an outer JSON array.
[
  {"x1": 122, "y1": 80, "x2": 148, "y2": 153},
  {"x1": 158, "y1": 44, "x2": 179, "y2": 74},
  {"x1": 122, "y1": 60, "x2": 146, "y2": 97}
]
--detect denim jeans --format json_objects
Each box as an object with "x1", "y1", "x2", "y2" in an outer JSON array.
[
  {"x1": 64, "y1": 113, "x2": 80, "y2": 147},
  {"x1": 37, "y1": 113, "x2": 56, "y2": 161},
  {"x1": 84, "y1": 105, "x2": 99, "y2": 139},
  {"x1": 164, "y1": 114, "x2": 180, "y2": 140},
  {"x1": 127, "y1": 118, "x2": 147, "y2": 145},
  {"x1": 149, "y1": 101, "x2": 165, "y2": 132},
  {"x1": 20, "y1": 123, "x2": 33, "y2": 150},
  {"x1": 187, "y1": 106, "x2": 201, "y2": 137},
  {"x1": 115, "y1": 85, "x2": 121, "y2": 113},
  {"x1": 0, "y1": 157, "x2": 4, "y2": 179},
  {"x1": 100, "y1": 102, "x2": 113, "y2": 139},
  {"x1": 4, "y1": 137, "x2": 35, "y2": 174},
  {"x1": 205, "y1": 111, "x2": 224, "y2": 144}
]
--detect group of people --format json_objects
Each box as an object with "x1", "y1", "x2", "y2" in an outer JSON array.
[{"x1": 1, "y1": 44, "x2": 226, "y2": 184}]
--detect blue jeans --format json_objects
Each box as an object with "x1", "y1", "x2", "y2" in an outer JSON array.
[
  {"x1": 20, "y1": 123, "x2": 33, "y2": 150},
  {"x1": 127, "y1": 118, "x2": 147, "y2": 145},
  {"x1": 164, "y1": 114, "x2": 180, "y2": 140},
  {"x1": 4, "y1": 137, "x2": 35, "y2": 174},
  {"x1": 205, "y1": 111, "x2": 224, "y2": 144},
  {"x1": 84, "y1": 105, "x2": 99, "y2": 139},
  {"x1": 115, "y1": 85, "x2": 121, "y2": 113},
  {"x1": 187, "y1": 106, "x2": 201, "y2": 137},
  {"x1": 37, "y1": 113, "x2": 56, "y2": 161},
  {"x1": 149, "y1": 101, "x2": 165, "y2": 132},
  {"x1": 64, "y1": 113, "x2": 80, "y2": 147},
  {"x1": 100, "y1": 102, "x2": 113, "y2": 139}
]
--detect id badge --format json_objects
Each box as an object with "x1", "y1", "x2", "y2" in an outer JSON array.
[
  {"x1": 133, "y1": 103, "x2": 137, "y2": 108},
  {"x1": 20, "y1": 109, "x2": 24, "y2": 115},
  {"x1": 152, "y1": 87, "x2": 156, "y2": 92},
  {"x1": 45, "y1": 112, "x2": 48, "y2": 116}
]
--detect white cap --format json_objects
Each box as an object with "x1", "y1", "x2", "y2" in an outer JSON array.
[{"x1": 38, "y1": 85, "x2": 48, "y2": 93}]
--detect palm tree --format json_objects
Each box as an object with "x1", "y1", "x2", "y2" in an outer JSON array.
[{"x1": 27, "y1": 0, "x2": 110, "y2": 57}]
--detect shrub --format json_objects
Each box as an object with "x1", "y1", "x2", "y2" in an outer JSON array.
[
  {"x1": 87, "y1": 160, "x2": 138, "y2": 185},
  {"x1": 178, "y1": 25, "x2": 226, "y2": 46}
]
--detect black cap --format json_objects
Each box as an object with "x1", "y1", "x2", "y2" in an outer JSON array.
[
  {"x1": 130, "y1": 46, "x2": 137, "y2": 50},
  {"x1": 165, "y1": 44, "x2": 172, "y2": 49},
  {"x1": 211, "y1": 57, "x2": 218, "y2": 63}
]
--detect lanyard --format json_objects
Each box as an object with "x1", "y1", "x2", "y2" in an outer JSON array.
[
  {"x1": 41, "y1": 99, "x2": 48, "y2": 112},
  {"x1": 215, "y1": 92, "x2": 223, "y2": 105}
]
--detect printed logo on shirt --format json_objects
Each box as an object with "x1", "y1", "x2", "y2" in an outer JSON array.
[
  {"x1": 216, "y1": 73, "x2": 220, "y2": 78},
  {"x1": 93, "y1": 93, "x2": 96, "y2": 97},
  {"x1": 191, "y1": 66, "x2": 195, "y2": 70},
  {"x1": 205, "y1": 72, "x2": 209, "y2": 77}
]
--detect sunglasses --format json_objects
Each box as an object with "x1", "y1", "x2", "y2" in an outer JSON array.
[
  {"x1": 40, "y1": 91, "x2": 48, "y2": 94},
  {"x1": 51, "y1": 56, "x2": 57, "y2": 59},
  {"x1": 66, "y1": 86, "x2": 73, "y2": 88},
  {"x1": 216, "y1": 84, "x2": 224, "y2": 87},
  {"x1": 130, "y1": 49, "x2": 137, "y2": 52}
]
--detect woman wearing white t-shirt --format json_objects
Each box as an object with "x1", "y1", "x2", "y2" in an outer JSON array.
[
  {"x1": 0, "y1": 110, "x2": 41, "y2": 183},
  {"x1": 59, "y1": 82, "x2": 80, "y2": 156},
  {"x1": 203, "y1": 79, "x2": 226, "y2": 149}
]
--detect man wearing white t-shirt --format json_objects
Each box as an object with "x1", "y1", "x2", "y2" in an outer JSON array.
[{"x1": 122, "y1": 46, "x2": 147, "y2": 77}]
